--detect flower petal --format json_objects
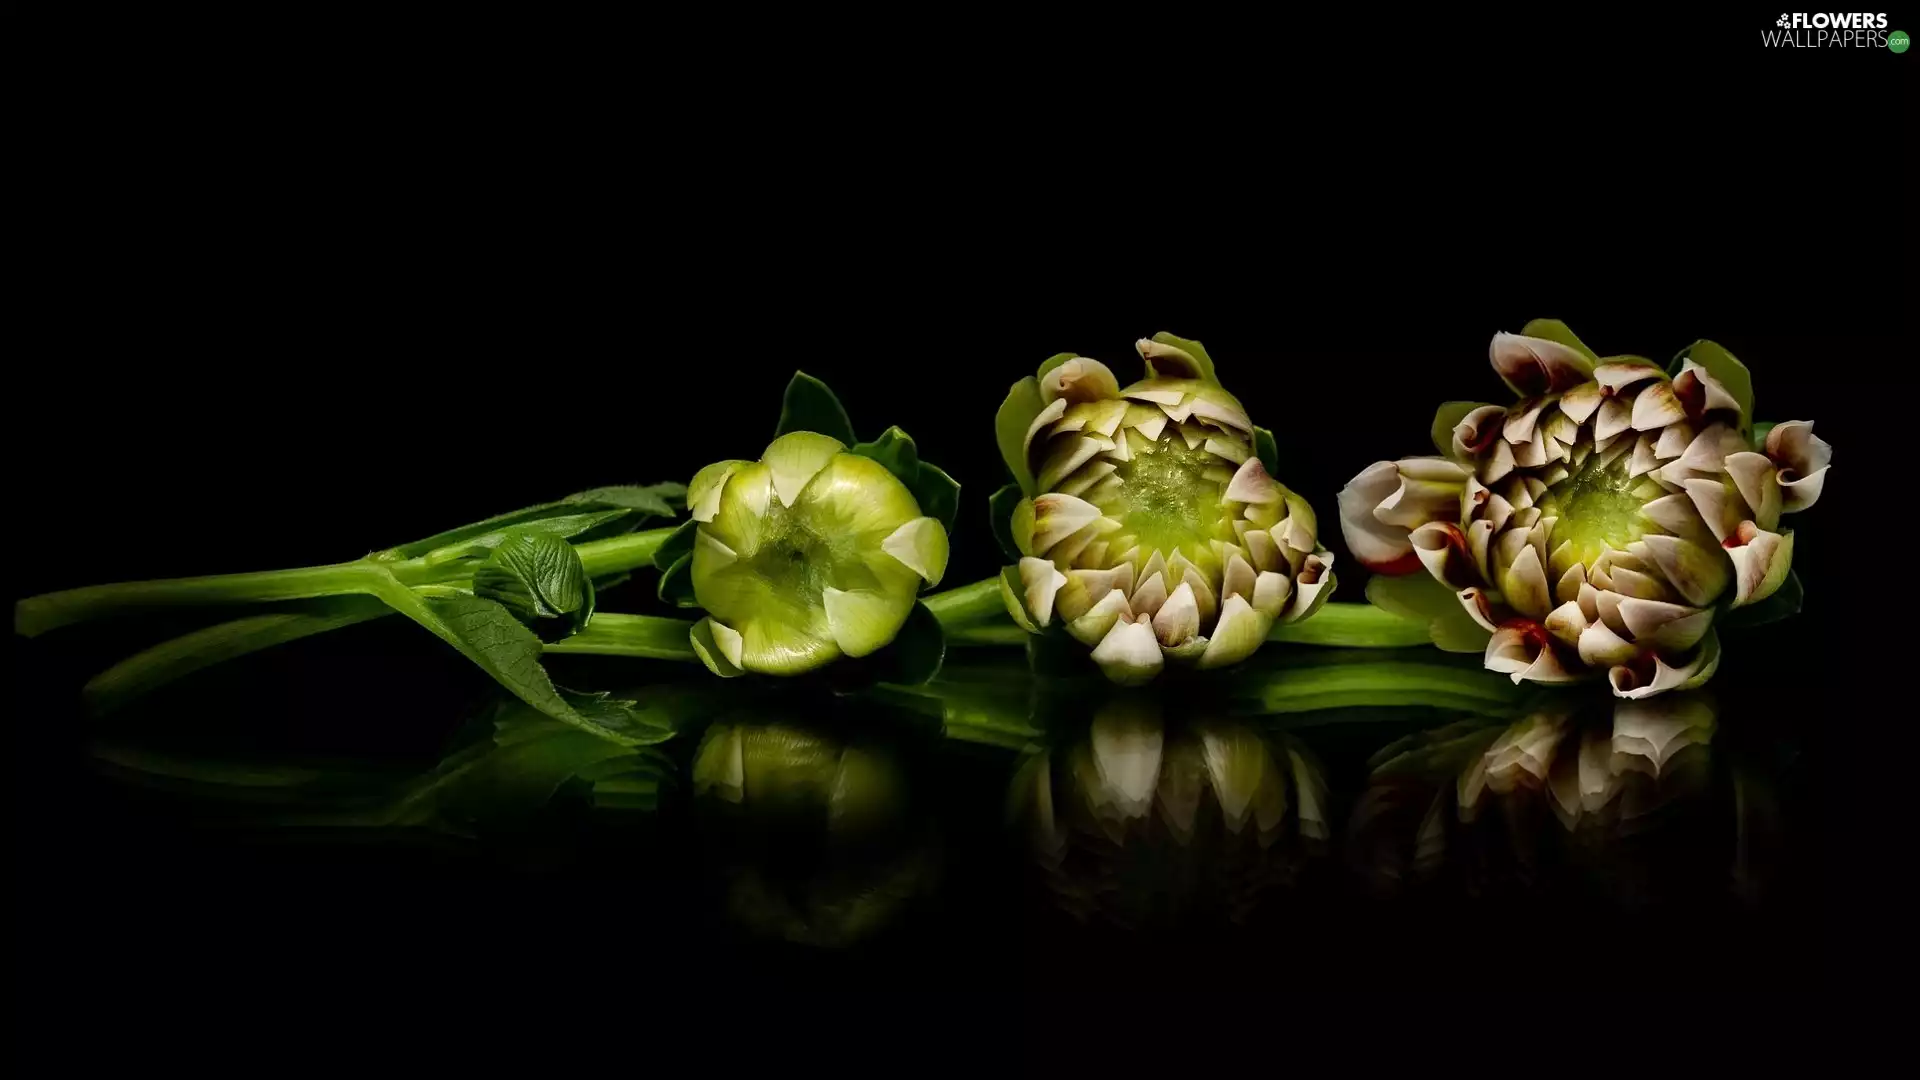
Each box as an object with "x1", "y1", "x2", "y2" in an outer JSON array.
[
  {"x1": 1610, "y1": 632, "x2": 1721, "y2": 699},
  {"x1": 1559, "y1": 382, "x2": 1603, "y2": 425},
  {"x1": 1490, "y1": 332, "x2": 1595, "y2": 396},
  {"x1": 1067, "y1": 588, "x2": 1135, "y2": 646},
  {"x1": 821, "y1": 586, "x2": 912, "y2": 658},
  {"x1": 1198, "y1": 594, "x2": 1270, "y2": 669},
  {"x1": 1252, "y1": 570, "x2": 1291, "y2": 618},
  {"x1": 1578, "y1": 621, "x2": 1638, "y2": 668},
  {"x1": 1725, "y1": 451, "x2": 1783, "y2": 531},
  {"x1": 1225, "y1": 456, "x2": 1283, "y2": 504},
  {"x1": 1018, "y1": 556, "x2": 1068, "y2": 627},
  {"x1": 880, "y1": 517, "x2": 949, "y2": 586},
  {"x1": 1030, "y1": 493, "x2": 1104, "y2": 552},
  {"x1": 1630, "y1": 381, "x2": 1686, "y2": 431},
  {"x1": 1639, "y1": 534, "x2": 1731, "y2": 607},
  {"x1": 1502, "y1": 544, "x2": 1553, "y2": 620},
  {"x1": 1339, "y1": 461, "x2": 1417, "y2": 573},
  {"x1": 1728, "y1": 526, "x2": 1794, "y2": 607},
  {"x1": 1090, "y1": 615, "x2": 1165, "y2": 686},
  {"x1": 763, "y1": 431, "x2": 847, "y2": 509},
  {"x1": 1039, "y1": 357, "x2": 1121, "y2": 405},
  {"x1": 1152, "y1": 581, "x2": 1201, "y2": 647},
  {"x1": 689, "y1": 617, "x2": 746, "y2": 678},
  {"x1": 688, "y1": 460, "x2": 749, "y2": 524}
]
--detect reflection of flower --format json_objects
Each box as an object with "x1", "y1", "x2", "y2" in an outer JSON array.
[
  {"x1": 1340, "y1": 324, "x2": 1831, "y2": 698},
  {"x1": 1349, "y1": 692, "x2": 1718, "y2": 893},
  {"x1": 692, "y1": 720, "x2": 934, "y2": 946},
  {"x1": 1008, "y1": 699, "x2": 1328, "y2": 926},
  {"x1": 996, "y1": 335, "x2": 1333, "y2": 685}
]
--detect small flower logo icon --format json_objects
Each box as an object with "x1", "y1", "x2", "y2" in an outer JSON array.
[{"x1": 1777, "y1": 14, "x2": 1791, "y2": 27}]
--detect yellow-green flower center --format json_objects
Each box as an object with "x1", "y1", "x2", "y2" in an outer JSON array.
[
  {"x1": 1091, "y1": 433, "x2": 1230, "y2": 560},
  {"x1": 1548, "y1": 454, "x2": 1649, "y2": 567}
]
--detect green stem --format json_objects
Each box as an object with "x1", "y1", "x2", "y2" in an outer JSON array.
[
  {"x1": 16, "y1": 561, "x2": 396, "y2": 638},
  {"x1": 543, "y1": 612, "x2": 698, "y2": 661},
  {"x1": 920, "y1": 576, "x2": 1004, "y2": 626},
  {"x1": 1267, "y1": 602, "x2": 1432, "y2": 647},
  {"x1": 83, "y1": 597, "x2": 393, "y2": 714},
  {"x1": 574, "y1": 528, "x2": 675, "y2": 577}
]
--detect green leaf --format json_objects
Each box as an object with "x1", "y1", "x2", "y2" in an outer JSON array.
[
  {"x1": 1677, "y1": 339, "x2": 1756, "y2": 430},
  {"x1": 1253, "y1": 426, "x2": 1279, "y2": 478},
  {"x1": 1430, "y1": 401, "x2": 1494, "y2": 458},
  {"x1": 561, "y1": 483, "x2": 686, "y2": 517},
  {"x1": 908, "y1": 462, "x2": 960, "y2": 534},
  {"x1": 392, "y1": 509, "x2": 634, "y2": 563},
  {"x1": 852, "y1": 425, "x2": 921, "y2": 486},
  {"x1": 472, "y1": 531, "x2": 594, "y2": 638},
  {"x1": 1519, "y1": 318, "x2": 1598, "y2": 362},
  {"x1": 776, "y1": 371, "x2": 857, "y2": 445},
  {"x1": 380, "y1": 589, "x2": 658, "y2": 746},
  {"x1": 994, "y1": 375, "x2": 1045, "y2": 495},
  {"x1": 1720, "y1": 570, "x2": 1803, "y2": 630},
  {"x1": 1751, "y1": 421, "x2": 1777, "y2": 452},
  {"x1": 657, "y1": 552, "x2": 699, "y2": 608},
  {"x1": 988, "y1": 483, "x2": 1025, "y2": 561},
  {"x1": 652, "y1": 518, "x2": 698, "y2": 573},
  {"x1": 1147, "y1": 331, "x2": 1220, "y2": 384},
  {"x1": 1364, "y1": 574, "x2": 1491, "y2": 654}
]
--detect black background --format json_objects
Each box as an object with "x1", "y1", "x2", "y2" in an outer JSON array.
[{"x1": 10, "y1": 19, "x2": 1911, "y2": 1038}]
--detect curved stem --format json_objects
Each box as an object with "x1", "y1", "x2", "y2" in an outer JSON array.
[
  {"x1": 920, "y1": 576, "x2": 1004, "y2": 626},
  {"x1": 16, "y1": 561, "x2": 388, "y2": 638},
  {"x1": 542, "y1": 613, "x2": 698, "y2": 661},
  {"x1": 1240, "y1": 660, "x2": 1524, "y2": 714},
  {"x1": 1267, "y1": 602, "x2": 1431, "y2": 647}
]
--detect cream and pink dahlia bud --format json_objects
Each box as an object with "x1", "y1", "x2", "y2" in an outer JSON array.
[
  {"x1": 994, "y1": 333, "x2": 1334, "y2": 684},
  {"x1": 1339, "y1": 322, "x2": 1831, "y2": 699}
]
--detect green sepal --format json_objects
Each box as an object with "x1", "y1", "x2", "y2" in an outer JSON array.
[
  {"x1": 1518, "y1": 318, "x2": 1599, "y2": 362},
  {"x1": 1430, "y1": 401, "x2": 1495, "y2": 458},
  {"x1": 1253, "y1": 426, "x2": 1280, "y2": 478},
  {"x1": 652, "y1": 518, "x2": 698, "y2": 573},
  {"x1": 657, "y1": 552, "x2": 699, "y2": 608},
  {"x1": 909, "y1": 462, "x2": 960, "y2": 534},
  {"x1": 776, "y1": 371, "x2": 857, "y2": 445},
  {"x1": 689, "y1": 618, "x2": 744, "y2": 678},
  {"x1": 1673, "y1": 339, "x2": 1755, "y2": 433},
  {"x1": 1147, "y1": 331, "x2": 1219, "y2": 384},
  {"x1": 827, "y1": 601, "x2": 947, "y2": 690},
  {"x1": 1365, "y1": 573, "x2": 1491, "y2": 654},
  {"x1": 1751, "y1": 421, "x2": 1777, "y2": 452},
  {"x1": 989, "y1": 483, "x2": 1026, "y2": 561},
  {"x1": 995, "y1": 375, "x2": 1045, "y2": 495},
  {"x1": 852, "y1": 425, "x2": 920, "y2": 485},
  {"x1": 1719, "y1": 570, "x2": 1803, "y2": 630}
]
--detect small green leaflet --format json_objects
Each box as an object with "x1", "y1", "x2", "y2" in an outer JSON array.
[
  {"x1": 853, "y1": 426, "x2": 960, "y2": 532},
  {"x1": 561, "y1": 483, "x2": 687, "y2": 517},
  {"x1": 775, "y1": 371, "x2": 857, "y2": 445},
  {"x1": 472, "y1": 531, "x2": 595, "y2": 637},
  {"x1": 1365, "y1": 573, "x2": 1492, "y2": 654},
  {"x1": 385, "y1": 483, "x2": 683, "y2": 560},
  {"x1": 988, "y1": 483, "x2": 1025, "y2": 561},
  {"x1": 994, "y1": 375, "x2": 1045, "y2": 495}
]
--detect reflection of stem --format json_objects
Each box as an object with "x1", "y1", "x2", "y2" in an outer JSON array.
[
  {"x1": 1245, "y1": 661, "x2": 1525, "y2": 715},
  {"x1": 1267, "y1": 603, "x2": 1430, "y2": 647}
]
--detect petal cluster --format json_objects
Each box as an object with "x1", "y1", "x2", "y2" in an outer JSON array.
[
  {"x1": 687, "y1": 431, "x2": 948, "y2": 676},
  {"x1": 1000, "y1": 336, "x2": 1333, "y2": 684},
  {"x1": 1339, "y1": 327, "x2": 1831, "y2": 698}
]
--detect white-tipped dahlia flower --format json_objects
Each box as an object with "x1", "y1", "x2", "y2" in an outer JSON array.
[
  {"x1": 1340, "y1": 322, "x2": 1831, "y2": 699},
  {"x1": 993, "y1": 333, "x2": 1335, "y2": 685}
]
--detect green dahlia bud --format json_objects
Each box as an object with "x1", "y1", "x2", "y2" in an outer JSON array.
[
  {"x1": 692, "y1": 720, "x2": 903, "y2": 835},
  {"x1": 684, "y1": 430, "x2": 949, "y2": 676},
  {"x1": 1340, "y1": 323, "x2": 1832, "y2": 699},
  {"x1": 995, "y1": 334, "x2": 1334, "y2": 685}
]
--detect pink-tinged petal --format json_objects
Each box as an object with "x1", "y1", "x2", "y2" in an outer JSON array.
[
  {"x1": 1640, "y1": 493, "x2": 1718, "y2": 547},
  {"x1": 1614, "y1": 596, "x2": 1709, "y2": 648},
  {"x1": 1457, "y1": 587, "x2": 1502, "y2": 632},
  {"x1": 1221, "y1": 552, "x2": 1257, "y2": 604},
  {"x1": 1338, "y1": 461, "x2": 1417, "y2": 573},
  {"x1": 1779, "y1": 467, "x2": 1829, "y2": 514},
  {"x1": 1057, "y1": 565, "x2": 1135, "y2": 622},
  {"x1": 1674, "y1": 361, "x2": 1742, "y2": 417},
  {"x1": 1516, "y1": 644, "x2": 1584, "y2": 685},
  {"x1": 1483, "y1": 492, "x2": 1515, "y2": 533},
  {"x1": 1281, "y1": 553, "x2": 1334, "y2": 623},
  {"x1": 1484, "y1": 627, "x2": 1534, "y2": 676},
  {"x1": 1502, "y1": 545, "x2": 1553, "y2": 621},
  {"x1": 1765, "y1": 420, "x2": 1832, "y2": 481},
  {"x1": 1452, "y1": 405, "x2": 1508, "y2": 460},
  {"x1": 1544, "y1": 600, "x2": 1587, "y2": 647},
  {"x1": 1610, "y1": 632, "x2": 1721, "y2": 700},
  {"x1": 1066, "y1": 589, "x2": 1134, "y2": 646},
  {"x1": 1595, "y1": 361, "x2": 1662, "y2": 394},
  {"x1": 1491, "y1": 332, "x2": 1596, "y2": 396},
  {"x1": 1595, "y1": 396, "x2": 1635, "y2": 442},
  {"x1": 1018, "y1": 556, "x2": 1068, "y2": 627},
  {"x1": 1724, "y1": 451, "x2": 1783, "y2": 531},
  {"x1": 1030, "y1": 493, "x2": 1105, "y2": 552},
  {"x1": 1559, "y1": 382, "x2": 1604, "y2": 424},
  {"x1": 1654, "y1": 421, "x2": 1695, "y2": 461},
  {"x1": 1409, "y1": 521, "x2": 1475, "y2": 589},
  {"x1": 1090, "y1": 615, "x2": 1165, "y2": 686},
  {"x1": 1225, "y1": 456, "x2": 1283, "y2": 504},
  {"x1": 1727, "y1": 525, "x2": 1794, "y2": 607},
  {"x1": 1630, "y1": 381, "x2": 1686, "y2": 431},
  {"x1": 1682, "y1": 478, "x2": 1742, "y2": 543},
  {"x1": 1251, "y1": 571, "x2": 1291, "y2": 619},
  {"x1": 1640, "y1": 534, "x2": 1732, "y2": 607},
  {"x1": 1578, "y1": 621, "x2": 1638, "y2": 668},
  {"x1": 1188, "y1": 392, "x2": 1254, "y2": 433},
  {"x1": 1504, "y1": 399, "x2": 1549, "y2": 444},
  {"x1": 1039, "y1": 357, "x2": 1122, "y2": 405},
  {"x1": 1151, "y1": 581, "x2": 1201, "y2": 647}
]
